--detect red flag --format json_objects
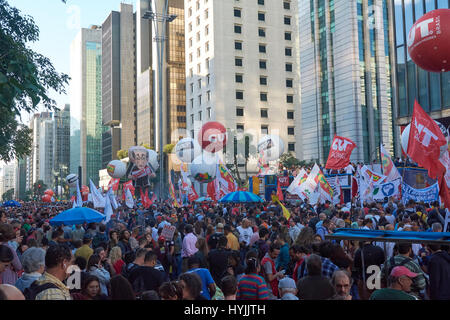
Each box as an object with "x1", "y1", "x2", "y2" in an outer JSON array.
[
  {"x1": 277, "y1": 180, "x2": 284, "y2": 201},
  {"x1": 140, "y1": 188, "x2": 151, "y2": 208},
  {"x1": 108, "y1": 178, "x2": 120, "y2": 192},
  {"x1": 438, "y1": 175, "x2": 450, "y2": 210},
  {"x1": 207, "y1": 181, "x2": 216, "y2": 201},
  {"x1": 188, "y1": 186, "x2": 199, "y2": 202},
  {"x1": 352, "y1": 177, "x2": 358, "y2": 199},
  {"x1": 325, "y1": 135, "x2": 357, "y2": 170},
  {"x1": 407, "y1": 100, "x2": 447, "y2": 179},
  {"x1": 70, "y1": 196, "x2": 75, "y2": 203},
  {"x1": 149, "y1": 192, "x2": 157, "y2": 206}
]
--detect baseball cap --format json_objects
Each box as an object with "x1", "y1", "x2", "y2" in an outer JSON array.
[
  {"x1": 216, "y1": 223, "x2": 224, "y2": 229},
  {"x1": 278, "y1": 277, "x2": 296, "y2": 289},
  {"x1": 390, "y1": 266, "x2": 418, "y2": 278}
]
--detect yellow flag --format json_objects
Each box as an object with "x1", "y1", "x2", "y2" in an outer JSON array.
[{"x1": 277, "y1": 200, "x2": 291, "y2": 220}]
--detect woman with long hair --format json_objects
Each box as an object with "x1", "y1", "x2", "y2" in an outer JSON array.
[
  {"x1": 179, "y1": 272, "x2": 207, "y2": 300},
  {"x1": 87, "y1": 254, "x2": 111, "y2": 296},
  {"x1": 109, "y1": 246, "x2": 125, "y2": 275},
  {"x1": 109, "y1": 275, "x2": 136, "y2": 300},
  {"x1": 159, "y1": 281, "x2": 183, "y2": 300},
  {"x1": 293, "y1": 226, "x2": 316, "y2": 248},
  {"x1": 72, "y1": 275, "x2": 108, "y2": 300},
  {"x1": 193, "y1": 237, "x2": 209, "y2": 268}
]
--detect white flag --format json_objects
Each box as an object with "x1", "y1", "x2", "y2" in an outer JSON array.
[
  {"x1": 125, "y1": 188, "x2": 134, "y2": 209},
  {"x1": 90, "y1": 179, "x2": 105, "y2": 208},
  {"x1": 332, "y1": 176, "x2": 341, "y2": 205},
  {"x1": 372, "y1": 178, "x2": 401, "y2": 201},
  {"x1": 298, "y1": 164, "x2": 321, "y2": 197},
  {"x1": 287, "y1": 169, "x2": 308, "y2": 198},
  {"x1": 107, "y1": 188, "x2": 119, "y2": 210},
  {"x1": 104, "y1": 192, "x2": 113, "y2": 224},
  {"x1": 73, "y1": 181, "x2": 83, "y2": 208}
]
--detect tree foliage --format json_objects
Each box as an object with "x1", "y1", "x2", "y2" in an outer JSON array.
[
  {"x1": 0, "y1": 0, "x2": 69, "y2": 161},
  {"x1": 163, "y1": 143, "x2": 175, "y2": 154},
  {"x1": 2, "y1": 188, "x2": 14, "y2": 201},
  {"x1": 117, "y1": 149, "x2": 128, "y2": 160}
]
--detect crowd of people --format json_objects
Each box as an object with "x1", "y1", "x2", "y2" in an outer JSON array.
[{"x1": 0, "y1": 190, "x2": 449, "y2": 301}]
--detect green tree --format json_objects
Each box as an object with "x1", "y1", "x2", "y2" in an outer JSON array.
[
  {"x1": 163, "y1": 143, "x2": 175, "y2": 154},
  {"x1": 2, "y1": 188, "x2": 14, "y2": 201},
  {"x1": 32, "y1": 180, "x2": 47, "y2": 198},
  {"x1": 23, "y1": 189, "x2": 33, "y2": 201},
  {"x1": 0, "y1": 0, "x2": 69, "y2": 162},
  {"x1": 280, "y1": 153, "x2": 302, "y2": 169},
  {"x1": 117, "y1": 149, "x2": 128, "y2": 160}
]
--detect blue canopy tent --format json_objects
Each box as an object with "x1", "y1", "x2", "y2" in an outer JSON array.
[
  {"x1": 218, "y1": 191, "x2": 263, "y2": 203},
  {"x1": 195, "y1": 197, "x2": 212, "y2": 202},
  {"x1": 2, "y1": 200, "x2": 21, "y2": 207},
  {"x1": 325, "y1": 228, "x2": 450, "y2": 288},
  {"x1": 49, "y1": 207, "x2": 105, "y2": 226}
]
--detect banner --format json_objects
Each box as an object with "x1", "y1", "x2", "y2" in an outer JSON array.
[
  {"x1": 169, "y1": 176, "x2": 180, "y2": 208},
  {"x1": 104, "y1": 192, "x2": 113, "y2": 224},
  {"x1": 90, "y1": 179, "x2": 105, "y2": 208},
  {"x1": 107, "y1": 188, "x2": 118, "y2": 210},
  {"x1": 108, "y1": 178, "x2": 120, "y2": 192},
  {"x1": 316, "y1": 169, "x2": 334, "y2": 203},
  {"x1": 401, "y1": 182, "x2": 440, "y2": 204},
  {"x1": 278, "y1": 176, "x2": 290, "y2": 187},
  {"x1": 372, "y1": 179, "x2": 401, "y2": 201},
  {"x1": 325, "y1": 135, "x2": 357, "y2": 170},
  {"x1": 380, "y1": 144, "x2": 402, "y2": 182},
  {"x1": 298, "y1": 164, "x2": 321, "y2": 197}
]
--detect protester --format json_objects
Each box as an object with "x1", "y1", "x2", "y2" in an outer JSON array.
[
  {"x1": 0, "y1": 284, "x2": 25, "y2": 300},
  {"x1": 87, "y1": 254, "x2": 110, "y2": 296},
  {"x1": 236, "y1": 253, "x2": 270, "y2": 300},
  {"x1": 159, "y1": 281, "x2": 183, "y2": 300},
  {"x1": 109, "y1": 274, "x2": 136, "y2": 300},
  {"x1": 179, "y1": 272, "x2": 207, "y2": 300},
  {"x1": 296, "y1": 254, "x2": 335, "y2": 300},
  {"x1": 330, "y1": 270, "x2": 353, "y2": 300},
  {"x1": 220, "y1": 275, "x2": 238, "y2": 300},
  {"x1": 426, "y1": 244, "x2": 450, "y2": 300},
  {"x1": 15, "y1": 247, "x2": 46, "y2": 292},
  {"x1": 370, "y1": 266, "x2": 419, "y2": 300},
  {"x1": 128, "y1": 251, "x2": 165, "y2": 295},
  {"x1": 71, "y1": 275, "x2": 108, "y2": 300},
  {"x1": 278, "y1": 277, "x2": 299, "y2": 300}
]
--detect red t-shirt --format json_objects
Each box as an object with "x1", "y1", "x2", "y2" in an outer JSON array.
[
  {"x1": 292, "y1": 258, "x2": 304, "y2": 283},
  {"x1": 113, "y1": 259, "x2": 125, "y2": 275}
]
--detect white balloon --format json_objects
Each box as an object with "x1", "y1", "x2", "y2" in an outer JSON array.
[
  {"x1": 66, "y1": 174, "x2": 78, "y2": 188},
  {"x1": 401, "y1": 124, "x2": 411, "y2": 154},
  {"x1": 175, "y1": 138, "x2": 202, "y2": 164},
  {"x1": 107, "y1": 160, "x2": 127, "y2": 178},
  {"x1": 257, "y1": 135, "x2": 285, "y2": 161},
  {"x1": 147, "y1": 150, "x2": 159, "y2": 171},
  {"x1": 189, "y1": 152, "x2": 217, "y2": 183}
]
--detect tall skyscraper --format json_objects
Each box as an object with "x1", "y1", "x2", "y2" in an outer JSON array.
[
  {"x1": 31, "y1": 112, "x2": 52, "y2": 185},
  {"x1": 0, "y1": 163, "x2": 16, "y2": 200},
  {"x1": 299, "y1": 0, "x2": 395, "y2": 163},
  {"x1": 393, "y1": 0, "x2": 450, "y2": 139},
  {"x1": 70, "y1": 26, "x2": 103, "y2": 185},
  {"x1": 15, "y1": 158, "x2": 27, "y2": 200},
  {"x1": 39, "y1": 115, "x2": 54, "y2": 187},
  {"x1": 136, "y1": 0, "x2": 186, "y2": 149},
  {"x1": 53, "y1": 104, "x2": 71, "y2": 187},
  {"x1": 184, "y1": 0, "x2": 301, "y2": 171},
  {"x1": 102, "y1": 3, "x2": 137, "y2": 168}
]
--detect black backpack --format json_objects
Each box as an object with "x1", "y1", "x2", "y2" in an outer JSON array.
[{"x1": 24, "y1": 281, "x2": 59, "y2": 300}]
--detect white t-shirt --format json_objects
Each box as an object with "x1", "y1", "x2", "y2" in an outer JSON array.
[
  {"x1": 237, "y1": 226, "x2": 253, "y2": 246},
  {"x1": 345, "y1": 164, "x2": 355, "y2": 174}
]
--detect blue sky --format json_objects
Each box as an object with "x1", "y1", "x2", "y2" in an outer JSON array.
[{"x1": 9, "y1": 0, "x2": 137, "y2": 124}]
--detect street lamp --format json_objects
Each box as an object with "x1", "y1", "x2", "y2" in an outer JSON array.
[{"x1": 142, "y1": 1, "x2": 177, "y2": 200}]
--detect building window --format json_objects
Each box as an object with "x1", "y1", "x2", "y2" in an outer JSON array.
[
  {"x1": 196, "y1": 32, "x2": 201, "y2": 41},
  {"x1": 235, "y1": 57, "x2": 243, "y2": 67},
  {"x1": 189, "y1": 38, "x2": 193, "y2": 47},
  {"x1": 236, "y1": 108, "x2": 244, "y2": 116},
  {"x1": 205, "y1": 41, "x2": 209, "y2": 51},
  {"x1": 259, "y1": 44, "x2": 266, "y2": 53},
  {"x1": 207, "y1": 74, "x2": 210, "y2": 85},
  {"x1": 189, "y1": 23, "x2": 192, "y2": 32},
  {"x1": 258, "y1": 28, "x2": 266, "y2": 37},
  {"x1": 199, "y1": 111, "x2": 202, "y2": 121},
  {"x1": 259, "y1": 60, "x2": 267, "y2": 69},
  {"x1": 285, "y1": 47, "x2": 292, "y2": 56},
  {"x1": 235, "y1": 41, "x2": 243, "y2": 50},
  {"x1": 260, "y1": 76, "x2": 267, "y2": 85},
  {"x1": 198, "y1": 79, "x2": 202, "y2": 89},
  {"x1": 234, "y1": 24, "x2": 242, "y2": 34},
  {"x1": 197, "y1": 47, "x2": 201, "y2": 57},
  {"x1": 205, "y1": 9, "x2": 209, "y2": 19},
  {"x1": 235, "y1": 74, "x2": 243, "y2": 83},
  {"x1": 197, "y1": 63, "x2": 201, "y2": 73},
  {"x1": 260, "y1": 109, "x2": 268, "y2": 118},
  {"x1": 196, "y1": 16, "x2": 200, "y2": 25},
  {"x1": 258, "y1": 0, "x2": 264, "y2": 5},
  {"x1": 284, "y1": 16, "x2": 291, "y2": 25},
  {"x1": 283, "y1": 1, "x2": 291, "y2": 10},
  {"x1": 207, "y1": 91, "x2": 211, "y2": 101},
  {"x1": 287, "y1": 110, "x2": 294, "y2": 119},
  {"x1": 190, "y1": 98, "x2": 194, "y2": 109},
  {"x1": 191, "y1": 114, "x2": 194, "y2": 124},
  {"x1": 234, "y1": 8, "x2": 241, "y2": 17},
  {"x1": 258, "y1": 12, "x2": 265, "y2": 21},
  {"x1": 188, "y1": 7, "x2": 192, "y2": 17},
  {"x1": 285, "y1": 32, "x2": 291, "y2": 40},
  {"x1": 205, "y1": 25, "x2": 209, "y2": 35},
  {"x1": 189, "y1": 68, "x2": 193, "y2": 77},
  {"x1": 288, "y1": 143, "x2": 295, "y2": 152},
  {"x1": 189, "y1": 53, "x2": 193, "y2": 62},
  {"x1": 237, "y1": 124, "x2": 244, "y2": 131},
  {"x1": 198, "y1": 95, "x2": 202, "y2": 105},
  {"x1": 288, "y1": 127, "x2": 294, "y2": 135},
  {"x1": 236, "y1": 91, "x2": 244, "y2": 100},
  {"x1": 286, "y1": 63, "x2": 292, "y2": 72},
  {"x1": 260, "y1": 92, "x2": 267, "y2": 101},
  {"x1": 286, "y1": 79, "x2": 293, "y2": 88},
  {"x1": 190, "y1": 83, "x2": 194, "y2": 93},
  {"x1": 261, "y1": 125, "x2": 268, "y2": 134},
  {"x1": 207, "y1": 107, "x2": 211, "y2": 119},
  {"x1": 205, "y1": 58, "x2": 210, "y2": 70},
  {"x1": 286, "y1": 95, "x2": 293, "y2": 103}
]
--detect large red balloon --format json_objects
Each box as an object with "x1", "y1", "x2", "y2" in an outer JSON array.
[
  {"x1": 42, "y1": 195, "x2": 52, "y2": 203},
  {"x1": 198, "y1": 121, "x2": 227, "y2": 153},
  {"x1": 408, "y1": 9, "x2": 450, "y2": 73},
  {"x1": 81, "y1": 185, "x2": 89, "y2": 202},
  {"x1": 44, "y1": 189, "x2": 54, "y2": 197}
]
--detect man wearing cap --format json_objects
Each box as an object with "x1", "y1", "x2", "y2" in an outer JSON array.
[
  {"x1": 370, "y1": 266, "x2": 419, "y2": 300},
  {"x1": 278, "y1": 277, "x2": 298, "y2": 300},
  {"x1": 74, "y1": 234, "x2": 93, "y2": 263}
]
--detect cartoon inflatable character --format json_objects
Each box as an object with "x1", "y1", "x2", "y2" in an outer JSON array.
[
  {"x1": 126, "y1": 146, "x2": 156, "y2": 194},
  {"x1": 198, "y1": 121, "x2": 227, "y2": 154}
]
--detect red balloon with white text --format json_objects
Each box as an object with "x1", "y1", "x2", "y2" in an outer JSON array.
[{"x1": 407, "y1": 9, "x2": 450, "y2": 73}]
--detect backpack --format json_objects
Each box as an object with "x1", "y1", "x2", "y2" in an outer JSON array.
[
  {"x1": 386, "y1": 256, "x2": 412, "y2": 277},
  {"x1": 24, "y1": 281, "x2": 59, "y2": 300}
]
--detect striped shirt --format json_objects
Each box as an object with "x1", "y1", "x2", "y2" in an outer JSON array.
[{"x1": 236, "y1": 273, "x2": 270, "y2": 300}]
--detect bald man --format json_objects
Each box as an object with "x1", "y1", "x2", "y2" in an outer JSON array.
[{"x1": 0, "y1": 284, "x2": 25, "y2": 300}]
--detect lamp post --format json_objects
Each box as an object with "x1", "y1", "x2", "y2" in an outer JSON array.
[{"x1": 142, "y1": 0, "x2": 177, "y2": 200}]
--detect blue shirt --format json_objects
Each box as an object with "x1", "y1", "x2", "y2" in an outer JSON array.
[
  {"x1": 275, "y1": 243, "x2": 290, "y2": 270},
  {"x1": 187, "y1": 267, "x2": 215, "y2": 300}
]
